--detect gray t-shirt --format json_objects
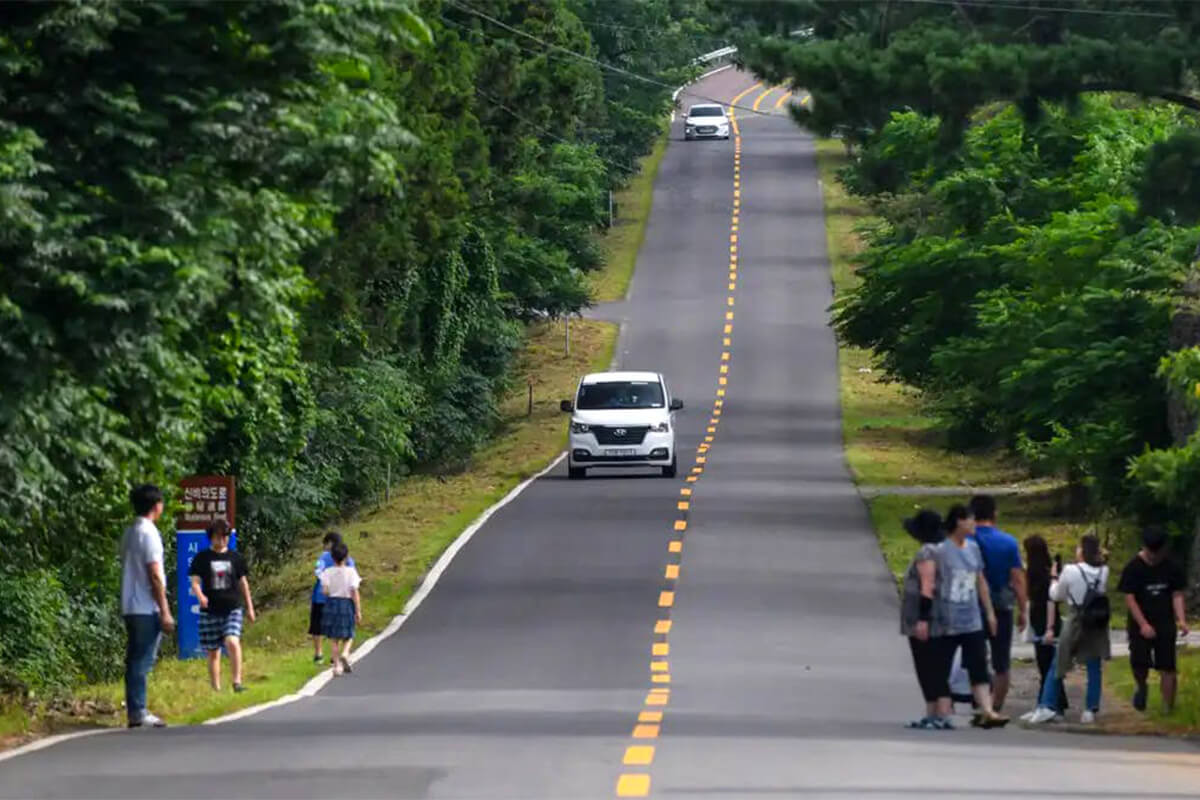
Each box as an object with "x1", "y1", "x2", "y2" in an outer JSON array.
[
  {"x1": 121, "y1": 517, "x2": 164, "y2": 615},
  {"x1": 900, "y1": 543, "x2": 939, "y2": 636},
  {"x1": 935, "y1": 538, "x2": 984, "y2": 635}
]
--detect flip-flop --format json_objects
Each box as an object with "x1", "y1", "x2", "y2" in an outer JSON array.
[{"x1": 980, "y1": 715, "x2": 1010, "y2": 729}]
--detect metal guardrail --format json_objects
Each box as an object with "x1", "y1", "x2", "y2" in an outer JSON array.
[{"x1": 673, "y1": 46, "x2": 738, "y2": 106}]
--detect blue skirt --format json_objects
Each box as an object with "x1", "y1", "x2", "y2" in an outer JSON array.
[{"x1": 321, "y1": 597, "x2": 356, "y2": 640}]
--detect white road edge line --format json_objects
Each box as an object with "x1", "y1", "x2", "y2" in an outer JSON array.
[
  {"x1": 0, "y1": 451, "x2": 569, "y2": 763},
  {"x1": 670, "y1": 62, "x2": 734, "y2": 122},
  {"x1": 0, "y1": 729, "x2": 112, "y2": 765},
  {"x1": 205, "y1": 450, "x2": 567, "y2": 725}
]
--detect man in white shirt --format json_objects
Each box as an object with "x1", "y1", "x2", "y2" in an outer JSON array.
[{"x1": 120, "y1": 484, "x2": 175, "y2": 728}]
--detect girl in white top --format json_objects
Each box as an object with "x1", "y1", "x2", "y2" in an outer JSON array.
[
  {"x1": 1027, "y1": 534, "x2": 1111, "y2": 724},
  {"x1": 318, "y1": 542, "x2": 362, "y2": 676}
]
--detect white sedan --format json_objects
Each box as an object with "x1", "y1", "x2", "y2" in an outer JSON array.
[{"x1": 684, "y1": 103, "x2": 730, "y2": 140}]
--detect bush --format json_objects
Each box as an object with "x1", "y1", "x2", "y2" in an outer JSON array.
[{"x1": 0, "y1": 569, "x2": 79, "y2": 695}]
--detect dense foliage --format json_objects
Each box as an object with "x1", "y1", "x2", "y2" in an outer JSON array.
[
  {"x1": 726, "y1": 2, "x2": 1200, "y2": 530},
  {"x1": 0, "y1": 0, "x2": 713, "y2": 693}
]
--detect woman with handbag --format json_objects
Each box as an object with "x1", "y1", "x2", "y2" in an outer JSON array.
[{"x1": 1027, "y1": 533, "x2": 1111, "y2": 724}]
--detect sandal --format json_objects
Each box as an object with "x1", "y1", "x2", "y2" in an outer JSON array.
[{"x1": 979, "y1": 713, "x2": 1010, "y2": 729}]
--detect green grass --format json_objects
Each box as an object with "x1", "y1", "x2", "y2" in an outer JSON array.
[
  {"x1": 815, "y1": 139, "x2": 1026, "y2": 488},
  {"x1": 4, "y1": 319, "x2": 618, "y2": 739},
  {"x1": 589, "y1": 134, "x2": 669, "y2": 303},
  {"x1": 1106, "y1": 650, "x2": 1200, "y2": 735}
]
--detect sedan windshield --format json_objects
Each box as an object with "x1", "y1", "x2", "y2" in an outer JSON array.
[
  {"x1": 577, "y1": 381, "x2": 665, "y2": 410},
  {"x1": 689, "y1": 107, "x2": 724, "y2": 118}
]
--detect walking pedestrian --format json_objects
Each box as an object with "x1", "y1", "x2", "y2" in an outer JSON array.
[
  {"x1": 969, "y1": 495, "x2": 1027, "y2": 712},
  {"x1": 1027, "y1": 533, "x2": 1111, "y2": 724},
  {"x1": 120, "y1": 484, "x2": 175, "y2": 728},
  {"x1": 1019, "y1": 535, "x2": 1067, "y2": 722},
  {"x1": 899, "y1": 509, "x2": 947, "y2": 729},
  {"x1": 1119, "y1": 526, "x2": 1189, "y2": 713},
  {"x1": 188, "y1": 519, "x2": 256, "y2": 692},
  {"x1": 932, "y1": 505, "x2": 1008, "y2": 728},
  {"x1": 310, "y1": 531, "x2": 356, "y2": 664},
  {"x1": 319, "y1": 541, "x2": 362, "y2": 676}
]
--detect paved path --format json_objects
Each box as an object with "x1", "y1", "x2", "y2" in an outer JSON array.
[{"x1": 2, "y1": 73, "x2": 1200, "y2": 800}]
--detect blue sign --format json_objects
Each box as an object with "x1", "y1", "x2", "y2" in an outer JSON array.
[{"x1": 175, "y1": 529, "x2": 237, "y2": 659}]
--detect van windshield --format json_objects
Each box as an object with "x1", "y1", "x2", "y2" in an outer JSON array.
[
  {"x1": 689, "y1": 106, "x2": 724, "y2": 117},
  {"x1": 577, "y1": 381, "x2": 665, "y2": 410}
]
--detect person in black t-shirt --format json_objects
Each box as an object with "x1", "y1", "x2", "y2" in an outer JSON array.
[
  {"x1": 1119, "y1": 526, "x2": 1189, "y2": 713},
  {"x1": 188, "y1": 520, "x2": 256, "y2": 692}
]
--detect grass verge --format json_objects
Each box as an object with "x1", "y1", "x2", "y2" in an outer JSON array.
[
  {"x1": 1105, "y1": 650, "x2": 1200, "y2": 735},
  {"x1": 815, "y1": 139, "x2": 1025, "y2": 488},
  {"x1": 589, "y1": 133, "x2": 669, "y2": 303},
  {"x1": 2, "y1": 319, "x2": 617, "y2": 744},
  {"x1": 817, "y1": 140, "x2": 1200, "y2": 735}
]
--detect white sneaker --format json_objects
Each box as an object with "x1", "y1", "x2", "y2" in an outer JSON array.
[
  {"x1": 128, "y1": 712, "x2": 167, "y2": 729},
  {"x1": 1080, "y1": 710, "x2": 1096, "y2": 724},
  {"x1": 332, "y1": 662, "x2": 344, "y2": 677},
  {"x1": 1019, "y1": 710, "x2": 1036, "y2": 722},
  {"x1": 1027, "y1": 707, "x2": 1057, "y2": 724}
]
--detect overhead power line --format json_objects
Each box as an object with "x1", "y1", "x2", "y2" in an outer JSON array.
[
  {"x1": 444, "y1": 0, "x2": 773, "y2": 117},
  {"x1": 892, "y1": 0, "x2": 1174, "y2": 18},
  {"x1": 472, "y1": 86, "x2": 636, "y2": 175}
]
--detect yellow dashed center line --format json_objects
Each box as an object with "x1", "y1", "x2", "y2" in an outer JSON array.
[
  {"x1": 615, "y1": 78, "x2": 756, "y2": 799},
  {"x1": 624, "y1": 746, "x2": 655, "y2": 765}
]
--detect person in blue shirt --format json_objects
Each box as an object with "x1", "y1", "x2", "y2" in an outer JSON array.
[
  {"x1": 310, "y1": 531, "x2": 356, "y2": 664},
  {"x1": 969, "y1": 495, "x2": 1027, "y2": 712}
]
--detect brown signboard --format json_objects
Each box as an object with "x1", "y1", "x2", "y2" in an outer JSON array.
[{"x1": 176, "y1": 475, "x2": 236, "y2": 531}]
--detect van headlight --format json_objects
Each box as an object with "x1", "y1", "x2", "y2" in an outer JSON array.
[
  {"x1": 649, "y1": 422, "x2": 670, "y2": 433},
  {"x1": 570, "y1": 421, "x2": 591, "y2": 434}
]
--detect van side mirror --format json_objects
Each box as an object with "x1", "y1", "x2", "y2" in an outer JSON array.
[
  {"x1": 669, "y1": 398, "x2": 684, "y2": 411},
  {"x1": 560, "y1": 400, "x2": 574, "y2": 413}
]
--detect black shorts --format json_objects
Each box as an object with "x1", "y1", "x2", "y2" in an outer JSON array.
[
  {"x1": 308, "y1": 602, "x2": 324, "y2": 637},
  {"x1": 1129, "y1": 626, "x2": 1177, "y2": 672},
  {"x1": 988, "y1": 608, "x2": 1014, "y2": 674}
]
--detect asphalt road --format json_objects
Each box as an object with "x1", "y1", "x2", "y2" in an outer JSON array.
[{"x1": 3, "y1": 70, "x2": 1200, "y2": 799}]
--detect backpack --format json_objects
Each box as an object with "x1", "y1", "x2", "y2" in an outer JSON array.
[{"x1": 1074, "y1": 566, "x2": 1110, "y2": 632}]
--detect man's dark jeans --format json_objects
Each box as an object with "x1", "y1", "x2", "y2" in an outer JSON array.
[{"x1": 124, "y1": 614, "x2": 162, "y2": 723}]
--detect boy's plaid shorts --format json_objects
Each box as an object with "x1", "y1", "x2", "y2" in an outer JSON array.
[{"x1": 199, "y1": 608, "x2": 244, "y2": 651}]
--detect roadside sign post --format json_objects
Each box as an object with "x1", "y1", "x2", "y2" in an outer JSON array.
[{"x1": 175, "y1": 475, "x2": 236, "y2": 659}]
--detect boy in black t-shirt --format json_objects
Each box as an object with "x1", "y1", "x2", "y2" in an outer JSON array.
[
  {"x1": 188, "y1": 520, "x2": 256, "y2": 692},
  {"x1": 1119, "y1": 526, "x2": 1189, "y2": 713}
]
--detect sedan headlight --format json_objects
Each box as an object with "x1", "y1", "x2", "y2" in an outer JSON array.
[
  {"x1": 649, "y1": 421, "x2": 670, "y2": 433},
  {"x1": 570, "y1": 421, "x2": 591, "y2": 434}
]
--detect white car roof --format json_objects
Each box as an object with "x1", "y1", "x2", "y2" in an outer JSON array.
[{"x1": 581, "y1": 371, "x2": 662, "y2": 385}]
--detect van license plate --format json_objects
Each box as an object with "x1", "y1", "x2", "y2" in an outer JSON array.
[{"x1": 607, "y1": 449, "x2": 637, "y2": 456}]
